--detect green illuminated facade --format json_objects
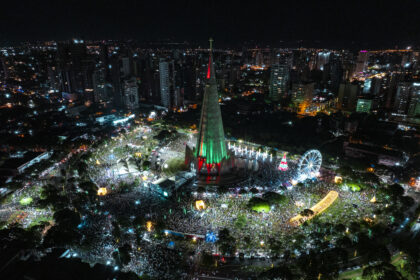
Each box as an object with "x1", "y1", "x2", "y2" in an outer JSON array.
[{"x1": 196, "y1": 39, "x2": 228, "y2": 173}]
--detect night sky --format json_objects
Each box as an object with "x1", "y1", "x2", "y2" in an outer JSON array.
[{"x1": 1, "y1": 0, "x2": 420, "y2": 47}]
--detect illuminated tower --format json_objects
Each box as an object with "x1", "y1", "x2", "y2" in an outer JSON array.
[{"x1": 196, "y1": 38, "x2": 228, "y2": 175}]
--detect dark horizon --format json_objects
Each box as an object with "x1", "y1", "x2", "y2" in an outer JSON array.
[{"x1": 1, "y1": 0, "x2": 420, "y2": 49}]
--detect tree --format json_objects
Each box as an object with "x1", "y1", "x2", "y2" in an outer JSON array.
[
  {"x1": 268, "y1": 238, "x2": 282, "y2": 257},
  {"x1": 79, "y1": 181, "x2": 98, "y2": 201},
  {"x1": 248, "y1": 197, "x2": 270, "y2": 213},
  {"x1": 112, "y1": 244, "x2": 132, "y2": 267},
  {"x1": 263, "y1": 192, "x2": 287, "y2": 206},
  {"x1": 76, "y1": 161, "x2": 89, "y2": 178},
  {"x1": 300, "y1": 209, "x2": 314, "y2": 217},
  {"x1": 334, "y1": 223, "x2": 346, "y2": 234},
  {"x1": 250, "y1": 187, "x2": 259, "y2": 194},
  {"x1": 399, "y1": 196, "x2": 414, "y2": 211},
  {"x1": 142, "y1": 160, "x2": 151, "y2": 170},
  {"x1": 39, "y1": 184, "x2": 70, "y2": 211},
  {"x1": 259, "y1": 265, "x2": 294, "y2": 280},
  {"x1": 112, "y1": 221, "x2": 122, "y2": 241},
  {"x1": 388, "y1": 183, "x2": 404, "y2": 198},
  {"x1": 53, "y1": 208, "x2": 81, "y2": 228},
  {"x1": 201, "y1": 252, "x2": 214, "y2": 267},
  {"x1": 43, "y1": 224, "x2": 80, "y2": 247},
  {"x1": 217, "y1": 228, "x2": 236, "y2": 256},
  {"x1": 133, "y1": 215, "x2": 146, "y2": 230},
  {"x1": 336, "y1": 236, "x2": 352, "y2": 248},
  {"x1": 362, "y1": 262, "x2": 405, "y2": 280},
  {"x1": 234, "y1": 215, "x2": 247, "y2": 229}
]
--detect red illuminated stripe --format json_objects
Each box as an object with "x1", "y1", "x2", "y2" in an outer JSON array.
[{"x1": 206, "y1": 57, "x2": 211, "y2": 79}]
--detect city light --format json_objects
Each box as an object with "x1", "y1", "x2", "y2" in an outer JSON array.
[
  {"x1": 146, "y1": 221, "x2": 153, "y2": 232},
  {"x1": 1, "y1": 16, "x2": 417, "y2": 279},
  {"x1": 334, "y1": 176, "x2": 343, "y2": 184},
  {"x1": 112, "y1": 114, "x2": 135, "y2": 125},
  {"x1": 97, "y1": 188, "x2": 108, "y2": 196},
  {"x1": 195, "y1": 200, "x2": 206, "y2": 210}
]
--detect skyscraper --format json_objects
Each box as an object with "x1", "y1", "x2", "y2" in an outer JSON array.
[
  {"x1": 57, "y1": 39, "x2": 93, "y2": 100},
  {"x1": 408, "y1": 83, "x2": 420, "y2": 118},
  {"x1": 317, "y1": 51, "x2": 330, "y2": 71},
  {"x1": 394, "y1": 82, "x2": 420, "y2": 116},
  {"x1": 121, "y1": 57, "x2": 132, "y2": 78},
  {"x1": 196, "y1": 39, "x2": 228, "y2": 175},
  {"x1": 269, "y1": 62, "x2": 289, "y2": 102},
  {"x1": 354, "y1": 50, "x2": 369, "y2": 75},
  {"x1": 394, "y1": 82, "x2": 411, "y2": 115},
  {"x1": 337, "y1": 83, "x2": 358, "y2": 111},
  {"x1": 159, "y1": 59, "x2": 176, "y2": 109},
  {"x1": 323, "y1": 54, "x2": 343, "y2": 93},
  {"x1": 92, "y1": 68, "x2": 107, "y2": 102},
  {"x1": 110, "y1": 56, "x2": 123, "y2": 107},
  {"x1": 291, "y1": 82, "x2": 314, "y2": 113},
  {"x1": 123, "y1": 78, "x2": 139, "y2": 110}
]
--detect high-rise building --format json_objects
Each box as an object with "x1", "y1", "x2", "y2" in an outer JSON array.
[
  {"x1": 135, "y1": 53, "x2": 160, "y2": 104},
  {"x1": 255, "y1": 50, "x2": 264, "y2": 66},
  {"x1": 121, "y1": 57, "x2": 132, "y2": 78},
  {"x1": 93, "y1": 68, "x2": 106, "y2": 102},
  {"x1": 110, "y1": 56, "x2": 123, "y2": 107},
  {"x1": 354, "y1": 50, "x2": 369, "y2": 75},
  {"x1": 196, "y1": 40, "x2": 228, "y2": 175},
  {"x1": 57, "y1": 39, "x2": 93, "y2": 100},
  {"x1": 408, "y1": 83, "x2": 420, "y2": 118},
  {"x1": 269, "y1": 63, "x2": 289, "y2": 101},
  {"x1": 123, "y1": 78, "x2": 139, "y2": 110},
  {"x1": 1, "y1": 57, "x2": 9, "y2": 80},
  {"x1": 322, "y1": 53, "x2": 343, "y2": 92},
  {"x1": 394, "y1": 82, "x2": 411, "y2": 115},
  {"x1": 317, "y1": 51, "x2": 330, "y2": 71},
  {"x1": 385, "y1": 72, "x2": 403, "y2": 109},
  {"x1": 159, "y1": 59, "x2": 176, "y2": 108},
  {"x1": 363, "y1": 79, "x2": 372, "y2": 94},
  {"x1": 337, "y1": 83, "x2": 358, "y2": 111},
  {"x1": 92, "y1": 68, "x2": 113, "y2": 103},
  {"x1": 394, "y1": 82, "x2": 420, "y2": 116},
  {"x1": 291, "y1": 82, "x2": 314, "y2": 113}
]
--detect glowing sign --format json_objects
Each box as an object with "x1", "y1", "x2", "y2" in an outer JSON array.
[
  {"x1": 205, "y1": 231, "x2": 218, "y2": 243},
  {"x1": 290, "y1": 191, "x2": 339, "y2": 226},
  {"x1": 146, "y1": 221, "x2": 153, "y2": 232},
  {"x1": 97, "y1": 187, "x2": 108, "y2": 196},
  {"x1": 195, "y1": 200, "x2": 206, "y2": 210}
]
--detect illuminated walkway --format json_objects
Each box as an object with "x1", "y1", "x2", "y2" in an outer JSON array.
[{"x1": 289, "y1": 190, "x2": 339, "y2": 226}]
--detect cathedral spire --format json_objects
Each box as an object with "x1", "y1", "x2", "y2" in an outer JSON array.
[
  {"x1": 196, "y1": 38, "x2": 228, "y2": 175},
  {"x1": 206, "y1": 38, "x2": 215, "y2": 80}
]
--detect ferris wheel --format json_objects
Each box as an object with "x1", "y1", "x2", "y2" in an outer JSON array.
[{"x1": 297, "y1": 149, "x2": 322, "y2": 181}]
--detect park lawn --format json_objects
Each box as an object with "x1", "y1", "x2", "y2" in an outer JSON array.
[
  {"x1": 19, "y1": 197, "x2": 33, "y2": 206},
  {"x1": 391, "y1": 253, "x2": 417, "y2": 280},
  {"x1": 338, "y1": 253, "x2": 416, "y2": 280},
  {"x1": 338, "y1": 267, "x2": 363, "y2": 280},
  {"x1": 164, "y1": 158, "x2": 187, "y2": 175},
  {"x1": 29, "y1": 215, "x2": 53, "y2": 228}
]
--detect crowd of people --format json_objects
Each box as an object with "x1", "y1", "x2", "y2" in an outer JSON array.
[{"x1": 59, "y1": 126, "x2": 384, "y2": 278}]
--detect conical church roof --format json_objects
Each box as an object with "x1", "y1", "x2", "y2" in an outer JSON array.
[{"x1": 196, "y1": 39, "x2": 228, "y2": 164}]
